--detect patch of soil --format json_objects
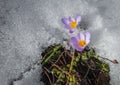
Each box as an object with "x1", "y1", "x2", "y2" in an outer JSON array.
[{"x1": 40, "y1": 44, "x2": 111, "y2": 85}]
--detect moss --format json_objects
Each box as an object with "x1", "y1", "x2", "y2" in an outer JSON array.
[{"x1": 41, "y1": 44, "x2": 111, "y2": 85}]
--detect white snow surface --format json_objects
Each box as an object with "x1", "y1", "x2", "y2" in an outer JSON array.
[{"x1": 0, "y1": 0, "x2": 120, "y2": 85}]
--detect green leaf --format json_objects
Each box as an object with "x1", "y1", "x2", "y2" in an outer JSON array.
[
  {"x1": 82, "y1": 55, "x2": 87, "y2": 60},
  {"x1": 42, "y1": 45, "x2": 61, "y2": 64},
  {"x1": 70, "y1": 77, "x2": 73, "y2": 82}
]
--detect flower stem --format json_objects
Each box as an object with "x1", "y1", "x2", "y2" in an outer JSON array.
[
  {"x1": 69, "y1": 51, "x2": 75, "y2": 73},
  {"x1": 99, "y1": 56, "x2": 118, "y2": 64}
]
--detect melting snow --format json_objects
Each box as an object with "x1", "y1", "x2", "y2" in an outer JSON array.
[{"x1": 0, "y1": 0, "x2": 120, "y2": 85}]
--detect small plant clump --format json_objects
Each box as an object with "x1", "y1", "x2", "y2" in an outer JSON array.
[
  {"x1": 40, "y1": 44, "x2": 111, "y2": 85},
  {"x1": 40, "y1": 15, "x2": 118, "y2": 85}
]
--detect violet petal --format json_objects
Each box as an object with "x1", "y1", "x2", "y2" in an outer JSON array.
[
  {"x1": 64, "y1": 24, "x2": 71, "y2": 30},
  {"x1": 85, "y1": 32, "x2": 91, "y2": 44},
  {"x1": 75, "y1": 16, "x2": 81, "y2": 24},
  {"x1": 61, "y1": 18, "x2": 70, "y2": 25},
  {"x1": 69, "y1": 29, "x2": 74, "y2": 33},
  {"x1": 70, "y1": 37, "x2": 83, "y2": 52},
  {"x1": 79, "y1": 32, "x2": 85, "y2": 40},
  {"x1": 69, "y1": 17, "x2": 75, "y2": 22}
]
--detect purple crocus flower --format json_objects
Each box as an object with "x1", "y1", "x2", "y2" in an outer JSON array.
[
  {"x1": 70, "y1": 32, "x2": 91, "y2": 52},
  {"x1": 61, "y1": 16, "x2": 81, "y2": 33}
]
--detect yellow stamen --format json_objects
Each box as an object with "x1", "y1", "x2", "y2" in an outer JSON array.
[
  {"x1": 70, "y1": 22, "x2": 77, "y2": 29},
  {"x1": 78, "y1": 40, "x2": 86, "y2": 47}
]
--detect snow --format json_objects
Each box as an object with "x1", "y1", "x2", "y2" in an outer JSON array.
[{"x1": 0, "y1": 0, "x2": 120, "y2": 85}]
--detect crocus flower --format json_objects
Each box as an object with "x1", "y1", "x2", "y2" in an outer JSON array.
[
  {"x1": 62, "y1": 16, "x2": 81, "y2": 33},
  {"x1": 70, "y1": 32, "x2": 91, "y2": 52}
]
